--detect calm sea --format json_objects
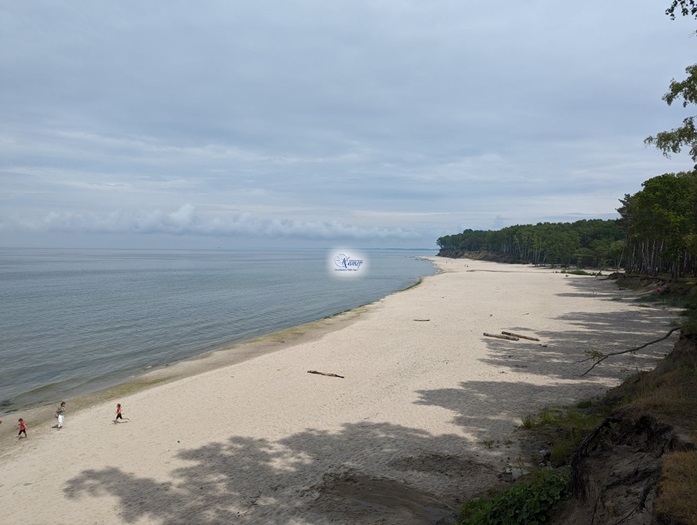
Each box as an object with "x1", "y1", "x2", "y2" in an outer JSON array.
[{"x1": 0, "y1": 248, "x2": 436, "y2": 411}]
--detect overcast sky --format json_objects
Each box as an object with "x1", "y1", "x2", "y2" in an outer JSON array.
[{"x1": 1, "y1": 1, "x2": 695, "y2": 250}]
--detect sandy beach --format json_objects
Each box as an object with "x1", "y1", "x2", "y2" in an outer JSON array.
[{"x1": 0, "y1": 258, "x2": 680, "y2": 525}]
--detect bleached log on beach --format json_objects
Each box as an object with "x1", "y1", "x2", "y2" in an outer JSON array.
[
  {"x1": 501, "y1": 331, "x2": 540, "y2": 341},
  {"x1": 483, "y1": 332, "x2": 519, "y2": 341},
  {"x1": 307, "y1": 370, "x2": 345, "y2": 378}
]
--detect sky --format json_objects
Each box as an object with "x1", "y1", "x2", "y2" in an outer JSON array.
[{"x1": 1, "y1": 1, "x2": 696, "y2": 250}]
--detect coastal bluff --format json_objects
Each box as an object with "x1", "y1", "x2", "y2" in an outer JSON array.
[{"x1": 555, "y1": 332, "x2": 697, "y2": 525}]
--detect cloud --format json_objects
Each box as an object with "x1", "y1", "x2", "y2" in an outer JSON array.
[
  {"x1": 1, "y1": 1, "x2": 696, "y2": 248},
  {"x1": 0, "y1": 204, "x2": 420, "y2": 240}
]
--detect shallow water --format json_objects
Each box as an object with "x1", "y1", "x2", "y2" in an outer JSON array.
[{"x1": 0, "y1": 248, "x2": 436, "y2": 410}]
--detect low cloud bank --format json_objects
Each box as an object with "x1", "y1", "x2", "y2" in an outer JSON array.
[{"x1": 0, "y1": 204, "x2": 420, "y2": 240}]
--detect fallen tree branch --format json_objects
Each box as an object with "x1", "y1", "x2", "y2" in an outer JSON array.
[
  {"x1": 307, "y1": 370, "x2": 345, "y2": 378},
  {"x1": 484, "y1": 332, "x2": 519, "y2": 341},
  {"x1": 580, "y1": 327, "x2": 681, "y2": 376},
  {"x1": 502, "y1": 331, "x2": 540, "y2": 341}
]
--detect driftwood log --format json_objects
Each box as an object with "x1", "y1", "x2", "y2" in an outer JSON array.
[
  {"x1": 502, "y1": 331, "x2": 540, "y2": 341},
  {"x1": 483, "y1": 332, "x2": 519, "y2": 341},
  {"x1": 307, "y1": 370, "x2": 345, "y2": 379}
]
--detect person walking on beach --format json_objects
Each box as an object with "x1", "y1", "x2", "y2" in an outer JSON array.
[
  {"x1": 18, "y1": 418, "x2": 27, "y2": 439},
  {"x1": 114, "y1": 403, "x2": 128, "y2": 423},
  {"x1": 55, "y1": 401, "x2": 66, "y2": 429}
]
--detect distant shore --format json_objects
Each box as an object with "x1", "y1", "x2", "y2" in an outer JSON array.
[{"x1": 0, "y1": 257, "x2": 680, "y2": 524}]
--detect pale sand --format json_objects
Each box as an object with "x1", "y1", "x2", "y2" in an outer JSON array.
[{"x1": 0, "y1": 258, "x2": 680, "y2": 524}]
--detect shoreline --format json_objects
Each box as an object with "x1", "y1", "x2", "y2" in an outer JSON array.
[
  {"x1": 0, "y1": 270, "x2": 430, "y2": 443},
  {"x1": 1, "y1": 248, "x2": 437, "y2": 416},
  {"x1": 0, "y1": 257, "x2": 682, "y2": 523}
]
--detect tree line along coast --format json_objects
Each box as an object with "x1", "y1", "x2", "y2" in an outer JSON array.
[
  {"x1": 436, "y1": 170, "x2": 697, "y2": 335},
  {"x1": 436, "y1": 167, "x2": 697, "y2": 280}
]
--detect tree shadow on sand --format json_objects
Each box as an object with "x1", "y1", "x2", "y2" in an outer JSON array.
[
  {"x1": 64, "y1": 420, "x2": 506, "y2": 524},
  {"x1": 63, "y1": 378, "x2": 617, "y2": 524},
  {"x1": 481, "y1": 277, "x2": 678, "y2": 382},
  {"x1": 415, "y1": 276, "x2": 680, "y2": 440}
]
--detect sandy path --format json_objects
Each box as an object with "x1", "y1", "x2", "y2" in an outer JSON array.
[{"x1": 0, "y1": 258, "x2": 679, "y2": 524}]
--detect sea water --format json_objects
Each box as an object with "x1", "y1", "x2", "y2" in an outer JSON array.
[{"x1": 0, "y1": 248, "x2": 436, "y2": 411}]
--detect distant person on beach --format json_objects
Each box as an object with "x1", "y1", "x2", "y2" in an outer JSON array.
[
  {"x1": 18, "y1": 418, "x2": 27, "y2": 438},
  {"x1": 55, "y1": 401, "x2": 66, "y2": 429},
  {"x1": 114, "y1": 403, "x2": 128, "y2": 423}
]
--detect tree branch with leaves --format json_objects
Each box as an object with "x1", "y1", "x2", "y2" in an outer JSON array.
[
  {"x1": 645, "y1": 65, "x2": 697, "y2": 163},
  {"x1": 666, "y1": 0, "x2": 697, "y2": 19}
]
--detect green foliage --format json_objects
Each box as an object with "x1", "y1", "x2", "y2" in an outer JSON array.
[
  {"x1": 463, "y1": 400, "x2": 610, "y2": 525},
  {"x1": 459, "y1": 469, "x2": 569, "y2": 525},
  {"x1": 549, "y1": 443, "x2": 574, "y2": 467},
  {"x1": 562, "y1": 269, "x2": 592, "y2": 276},
  {"x1": 437, "y1": 219, "x2": 624, "y2": 268},
  {"x1": 641, "y1": 50, "x2": 697, "y2": 282},
  {"x1": 537, "y1": 408, "x2": 564, "y2": 426},
  {"x1": 617, "y1": 171, "x2": 697, "y2": 279},
  {"x1": 666, "y1": 0, "x2": 697, "y2": 19},
  {"x1": 521, "y1": 416, "x2": 536, "y2": 429},
  {"x1": 645, "y1": 64, "x2": 697, "y2": 161},
  {"x1": 584, "y1": 350, "x2": 604, "y2": 360},
  {"x1": 520, "y1": 404, "x2": 610, "y2": 468}
]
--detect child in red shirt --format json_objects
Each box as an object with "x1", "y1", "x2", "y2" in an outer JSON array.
[{"x1": 18, "y1": 418, "x2": 27, "y2": 438}]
